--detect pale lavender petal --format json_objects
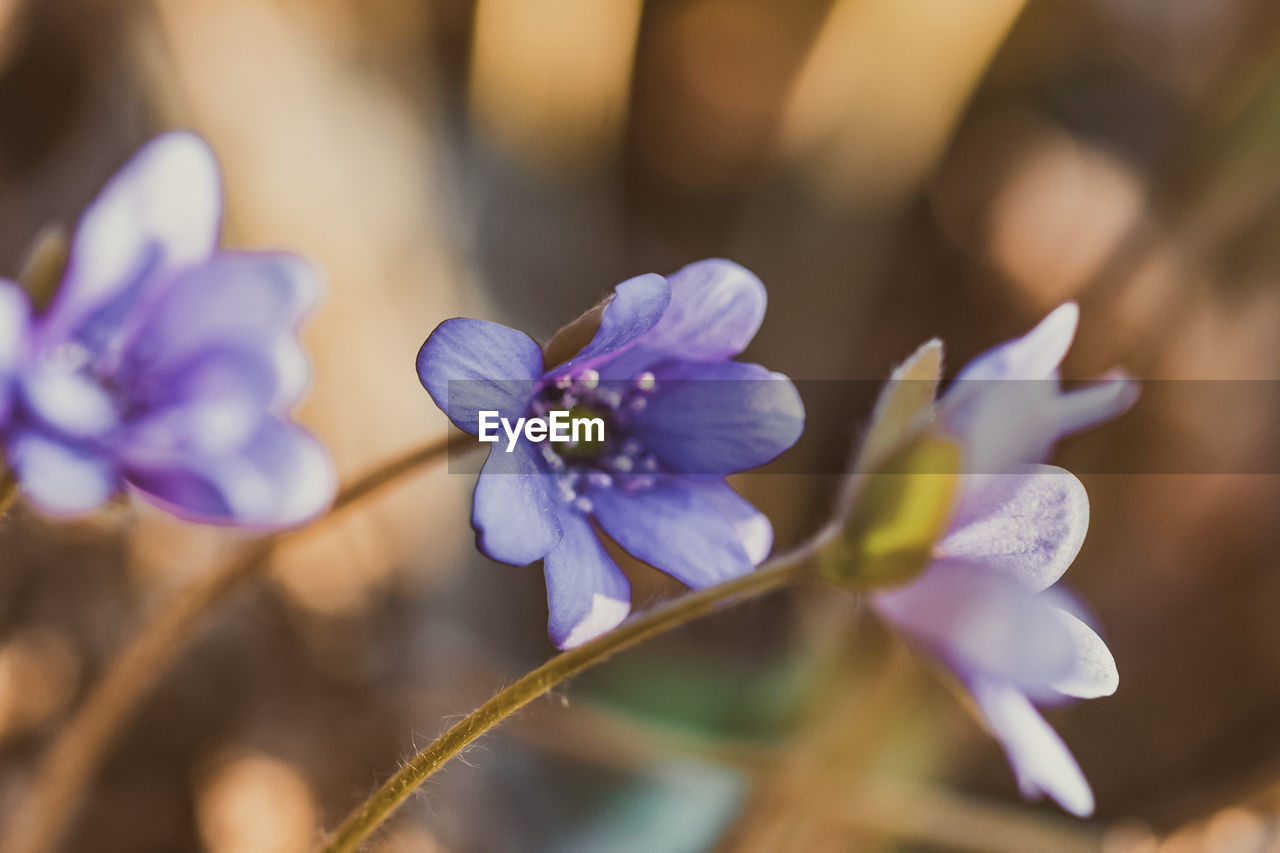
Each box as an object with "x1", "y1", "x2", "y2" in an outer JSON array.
[
  {"x1": 943, "y1": 378, "x2": 1135, "y2": 477},
  {"x1": 0, "y1": 279, "x2": 29, "y2": 373},
  {"x1": 969, "y1": 677, "x2": 1095, "y2": 816},
  {"x1": 544, "y1": 512, "x2": 631, "y2": 648},
  {"x1": 19, "y1": 364, "x2": 120, "y2": 439},
  {"x1": 126, "y1": 251, "x2": 319, "y2": 409},
  {"x1": 0, "y1": 280, "x2": 32, "y2": 425},
  {"x1": 940, "y1": 466, "x2": 1089, "y2": 592},
  {"x1": 1048, "y1": 372, "x2": 1141, "y2": 436},
  {"x1": 222, "y1": 420, "x2": 335, "y2": 527},
  {"x1": 640, "y1": 259, "x2": 765, "y2": 360},
  {"x1": 1047, "y1": 607, "x2": 1118, "y2": 699},
  {"x1": 941, "y1": 304, "x2": 1138, "y2": 475},
  {"x1": 120, "y1": 347, "x2": 277, "y2": 457},
  {"x1": 42, "y1": 132, "x2": 221, "y2": 349},
  {"x1": 943, "y1": 382, "x2": 1053, "y2": 475},
  {"x1": 472, "y1": 442, "x2": 563, "y2": 564},
  {"x1": 9, "y1": 431, "x2": 118, "y2": 515},
  {"x1": 592, "y1": 479, "x2": 753, "y2": 588},
  {"x1": 125, "y1": 417, "x2": 335, "y2": 527},
  {"x1": 682, "y1": 477, "x2": 773, "y2": 564},
  {"x1": 549, "y1": 273, "x2": 670, "y2": 378},
  {"x1": 631, "y1": 361, "x2": 804, "y2": 474},
  {"x1": 873, "y1": 563, "x2": 1077, "y2": 695},
  {"x1": 954, "y1": 303, "x2": 1078, "y2": 383},
  {"x1": 417, "y1": 318, "x2": 544, "y2": 432}
]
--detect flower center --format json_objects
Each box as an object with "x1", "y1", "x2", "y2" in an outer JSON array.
[
  {"x1": 554, "y1": 404, "x2": 609, "y2": 458},
  {"x1": 532, "y1": 368, "x2": 661, "y2": 513}
]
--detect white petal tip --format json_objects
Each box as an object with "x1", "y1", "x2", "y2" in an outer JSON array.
[
  {"x1": 737, "y1": 513, "x2": 773, "y2": 565},
  {"x1": 1056, "y1": 373, "x2": 1140, "y2": 435},
  {"x1": 1023, "y1": 777, "x2": 1095, "y2": 817},
  {"x1": 1055, "y1": 785, "x2": 1096, "y2": 818},
  {"x1": 559, "y1": 594, "x2": 629, "y2": 649},
  {"x1": 146, "y1": 130, "x2": 218, "y2": 172},
  {"x1": 275, "y1": 441, "x2": 338, "y2": 526},
  {"x1": 1097, "y1": 370, "x2": 1141, "y2": 412},
  {"x1": 1046, "y1": 302, "x2": 1080, "y2": 333},
  {"x1": 12, "y1": 437, "x2": 116, "y2": 515},
  {"x1": 1029, "y1": 303, "x2": 1080, "y2": 366}
]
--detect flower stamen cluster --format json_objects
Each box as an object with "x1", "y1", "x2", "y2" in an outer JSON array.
[{"x1": 418, "y1": 260, "x2": 805, "y2": 648}]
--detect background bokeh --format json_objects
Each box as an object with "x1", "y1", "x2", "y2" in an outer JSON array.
[{"x1": 1, "y1": 1, "x2": 1279, "y2": 850}]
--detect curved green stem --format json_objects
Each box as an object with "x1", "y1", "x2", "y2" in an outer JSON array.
[
  {"x1": 2, "y1": 431, "x2": 474, "y2": 853},
  {"x1": 318, "y1": 543, "x2": 823, "y2": 853}
]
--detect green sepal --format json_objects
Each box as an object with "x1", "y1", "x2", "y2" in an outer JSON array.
[
  {"x1": 17, "y1": 225, "x2": 69, "y2": 311},
  {"x1": 821, "y1": 433, "x2": 962, "y2": 588},
  {"x1": 855, "y1": 338, "x2": 943, "y2": 475}
]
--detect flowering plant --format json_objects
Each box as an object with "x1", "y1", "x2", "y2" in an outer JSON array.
[
  {"x1": 0, "y1": 133, "x2": 334, "y2": 527},
  {"x1": 417, "y1": 259, "x2": 804, "y2": 646},
  {"x1": 0, "y1": 134, "x2": 1147, "y2": 853},
  {"x1": 842, "y1": 304, "x2": 1137, "y2": 814}
]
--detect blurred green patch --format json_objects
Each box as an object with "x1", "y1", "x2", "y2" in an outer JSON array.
[{"x1": 580, "y1": 642, "x2": 817, "y2": 743}]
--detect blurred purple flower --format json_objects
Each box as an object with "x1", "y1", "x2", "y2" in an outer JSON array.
[
  {"x1": 873, "y1": 304, "x2": 1137, "y2": 816},
  {"x1": 0, "y1": 132, "x2": 335, "y2": 526},
  {"x1": 417, "y1": 260, "x2": 803, "y2": 648}
]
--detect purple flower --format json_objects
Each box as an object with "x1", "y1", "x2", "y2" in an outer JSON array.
[
  {"x1": 417, "y1": 260, "x2": 804, "y2": 648},
  {"x1": 871, "y1": 305, "x2": 1137, "y2": 816},
  {"x1": 0, "y1": 132, "x2": 335, "y2": 527},
  {"x1": 940, "y1": 303, "x2": 1137, "y2": 481}
]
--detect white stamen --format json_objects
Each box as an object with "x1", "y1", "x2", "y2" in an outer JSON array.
[
  {"x1": 540, "y1": 445, "x2": 565, "y2": 471},
  {"x1": 557, "y1": 476, "x2": 578, "y2": 503}
]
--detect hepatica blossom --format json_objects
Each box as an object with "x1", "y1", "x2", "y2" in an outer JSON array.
[
  {"x1": 869, "y1": 304, "x2": 1137, "y2": 815},
  {"x1": 0, "y1": 132, "x2": 335, "y2": 526},
  {"x1": 417, "y1": 260, "x2": 804, "y2": 648}
]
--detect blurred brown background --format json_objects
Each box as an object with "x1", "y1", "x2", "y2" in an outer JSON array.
[{"x1": 0, "y1": 1, "x2": 1278, "y2": 850}]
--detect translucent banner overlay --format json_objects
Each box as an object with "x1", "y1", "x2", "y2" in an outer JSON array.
[{"x1": 441, "y1": 379, "x2": 1274, "y2": 474}]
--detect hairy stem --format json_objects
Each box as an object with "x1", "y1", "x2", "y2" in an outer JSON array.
[
  {"x1": 3, "y1": 431, "x2": 473, "y2": 853},
  {"x1": 318, "y1": 544, "x2": 822, "y2": 853}
]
